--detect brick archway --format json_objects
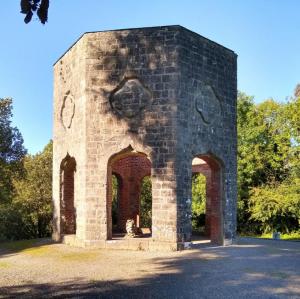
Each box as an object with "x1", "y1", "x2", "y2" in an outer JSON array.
[
  {"x1": 107, "y1": 149, "x2": 151, "y2": 239},
  {"x1": 60, "y1": 154, "x2": 77, "y2": 235},
  {"x1": 192, "y1": 154, "x2": 223, "y2": 245}
]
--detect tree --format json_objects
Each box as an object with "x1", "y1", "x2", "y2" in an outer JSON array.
[
  {"x1": 0, "y1": 141, "x2": 53, "y2": 240},
  {"x1": 0, "y1": 98, "x2": 26, "y2": 203},
  {"x1": 191, "y1": 173, "x2": 206, "y2": 233},
  {"x1": 14, "y1": 141, "x2": 53, "y2": 238},
  {"x1": 237, "y1": 94, "x2": 290, "y2": 192},
  {"x1": 20, "y1": 0, "x2": 49, "y2": 24},
  {"x1": 0, "y1": 98, "x2": 26, "y2": 240},
  {"x1": 237, "y1": 91, "x2": 300, "y2": 234},
  {"x1": 140, "y1": 176, "x2": 152, "y2": 228},
  {"x1": 248, "y1": 178, "x2": 300, "y2": 233}
]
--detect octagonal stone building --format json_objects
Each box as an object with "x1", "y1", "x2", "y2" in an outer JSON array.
[{"x1": 52, "y1": 25, "x2": 237, "y2": 251}]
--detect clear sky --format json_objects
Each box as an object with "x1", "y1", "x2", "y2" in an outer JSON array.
[{"x1": 0, "y1": 1, "x2": 299, "y2": 154}]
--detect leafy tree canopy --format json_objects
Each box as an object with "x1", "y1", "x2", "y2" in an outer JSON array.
[
  {"x1": 0, "y1": 141, "x2": 53, "y2": 240},
  {"x1": 237, "y1": 91, "x2": 300, "y2": 234},
  {"x1": 0, "y1": 98, "x2": 26, "y2": 203}
]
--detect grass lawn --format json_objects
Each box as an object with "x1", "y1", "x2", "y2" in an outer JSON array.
[{"x1": 240, "y1": 231, "x2": 300, "y2": 241}]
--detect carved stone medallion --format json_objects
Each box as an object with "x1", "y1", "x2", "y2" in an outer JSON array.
[
  {"x1": 61, "y1": 92, "x2": 75, "y2": 129},
  {"x1": 195, "y1": 84, "x2": 221, "y2": 125},
  {"x1": 110, "y1": 78, "x2": 152, "y2": 118}
]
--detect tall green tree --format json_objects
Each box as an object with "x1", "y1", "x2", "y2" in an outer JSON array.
[
  {"x1": 0, "y1": 98, "x2": 26, "y2": 203},
  {"x1": 238, "y1": 93, "x2": 290, "y2": 193},
  {"x1": 0, "y1": 141, "x2": 52, "y2": 240},
  {"x1": 13, "y1": 141, "x2": 53, "y2": 238},
  {"x1": 285, "y1": 95, "x2": 300, "y2": 177},
  {"x1": 237, "y1": 91, "x2": 300, "y2": 234}
]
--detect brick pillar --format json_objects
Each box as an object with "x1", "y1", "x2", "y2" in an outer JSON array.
[
  {"x1": 202, "y1": 156, "x2": 222, "y2": 244},
  {"x1": 209, "y1": 165, "x2": 222, "y2": 244}
]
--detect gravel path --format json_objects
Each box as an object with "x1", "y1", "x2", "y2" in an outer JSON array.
[{"x1": 0, "y1": 238, "x2": 299, "y2": 298}]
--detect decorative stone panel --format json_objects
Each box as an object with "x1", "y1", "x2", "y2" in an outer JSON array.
[
  {"x1": 61, "y1": 91, "x2": 75, "y2": 129},
  {"x1": 195, "y1": 84, "x2": 221, "y2": 125},
  {"x1": 110, "y1": 78, "x2": 152, "y2": 119}
]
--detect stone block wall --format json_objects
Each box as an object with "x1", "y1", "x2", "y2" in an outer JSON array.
[
  {"x1": 175, "y1": 28, "x2": 237, "y2": 245},
  {"x1": 52, "y1": 37, "x2": 88, "y2": 243},
  {"x1": 53, "y1": 25, "x2": 237, "y2": 250}
]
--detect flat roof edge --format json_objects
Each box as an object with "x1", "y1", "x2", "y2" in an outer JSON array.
[{"x1": 53, "y1": 25, "x2": 236, "y2": 66}]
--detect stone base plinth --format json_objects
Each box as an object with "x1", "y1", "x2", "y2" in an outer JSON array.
[{"x1": 60, "y1": 235, "x2": 181, "y2": 251}]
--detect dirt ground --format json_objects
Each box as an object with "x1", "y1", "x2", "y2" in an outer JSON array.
[{"x1": 0, "y1": 238, "x2": 299, "y2": 298}]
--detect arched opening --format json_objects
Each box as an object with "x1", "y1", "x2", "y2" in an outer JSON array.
[
  {"x1": 107, "y1": 150, "x2": 152, "y2": 240},
  {"x1": 191, "y1": 155, "x2": 223, "y2": 245},
  {"x1": 60, "y1": 154, "x2": 76, "y2": 235}
]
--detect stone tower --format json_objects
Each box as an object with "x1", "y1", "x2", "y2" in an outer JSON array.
[{"x1": 52, "y1": 25, "x2": 237, "y2": 251}]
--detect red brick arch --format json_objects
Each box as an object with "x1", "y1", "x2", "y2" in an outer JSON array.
[{"x1": 107, "y1": 149, "x2": 151, "y2": 238}]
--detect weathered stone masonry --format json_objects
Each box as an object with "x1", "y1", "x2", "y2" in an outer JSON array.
[{"x1": 52, "y1": 25, "x2": 237, "y2": 250}]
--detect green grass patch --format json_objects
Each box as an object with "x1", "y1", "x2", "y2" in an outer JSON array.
[
  {"x1": 0, "y1": 261, "x2": 11, "y2": 269},
  {"x1": 260, "y1": 231, "x2": 300, "y2": 241},
  {"x1": 0, "y1": 239, "x2": 40, "y2": 251},
  {"x1": 280, "y1": 231, "x2": 300, "y2": 241},
  {"x1": 239, "y1": 231, "x2": 300, "y2": 241},
  {"x1": 22, "y1": 246, "x2": 53, "y2": 256},
  {"x1": 0, "y1": 238, "x2": 53, "y2": 256},
  {"x1": 60, "y1": 251, "x2": 99, "y2": 262}
]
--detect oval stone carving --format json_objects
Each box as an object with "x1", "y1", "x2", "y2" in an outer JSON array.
[
  {"x1": 61, "y1": 92, "x2": 75, "y2": 129},
  {"x1": 110, "y1": 78, "x2": 152, "y2": 118},
  {"x1": 195, "y1": 84, "x2": 221, "y2": 124}
]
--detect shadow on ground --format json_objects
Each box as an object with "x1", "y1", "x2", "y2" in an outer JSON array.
[{"x1": 0, "y1": 238, "x2": 299, "y2": 298}]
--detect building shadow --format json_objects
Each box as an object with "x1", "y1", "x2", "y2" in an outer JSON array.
[{"x1": 0, "y1": 239, "x2": 299, "y2": 298}]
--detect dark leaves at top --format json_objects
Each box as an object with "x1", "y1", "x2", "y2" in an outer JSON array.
[{"x1": 20, "y1": 0, "x2": 49, "y2": 24}]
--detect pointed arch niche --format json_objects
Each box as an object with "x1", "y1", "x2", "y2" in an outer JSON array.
[{"x1": 60, "y1": 154, "x2": 77, "y2": 235}]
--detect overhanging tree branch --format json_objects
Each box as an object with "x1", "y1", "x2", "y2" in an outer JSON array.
[{"x1": 20, "y1": 0, "x2": 49, "y2": 24}]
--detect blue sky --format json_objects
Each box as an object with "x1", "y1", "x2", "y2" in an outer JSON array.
[{"x1": 0, "y1": 1, "x2": 299, "y2": 154}]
